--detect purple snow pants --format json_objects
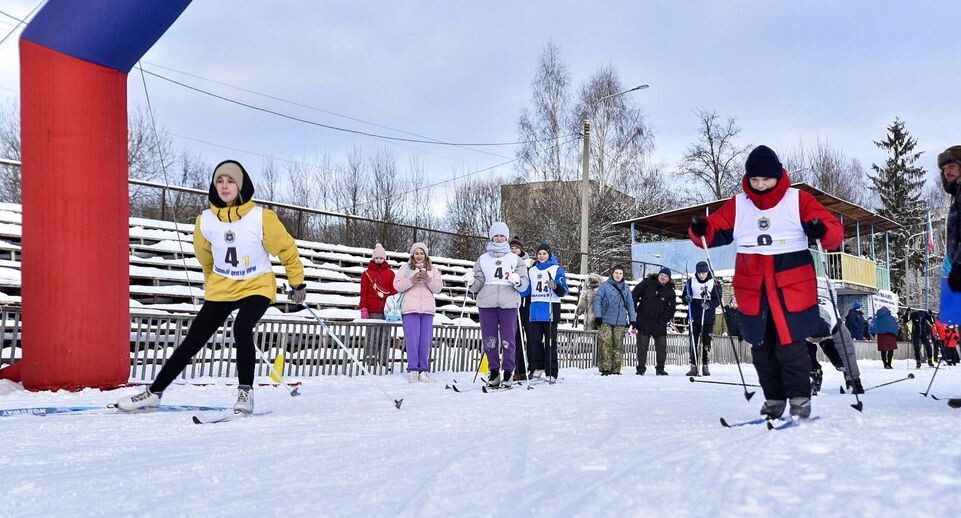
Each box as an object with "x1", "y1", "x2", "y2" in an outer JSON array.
[
  {"x1": 402, "y1": 313, "x2": 434, "y2": 372},
  {"x1": 479, "y1": 307, "x2": 517, "y2": 372}
]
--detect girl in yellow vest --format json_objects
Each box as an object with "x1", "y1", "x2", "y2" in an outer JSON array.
[{"x1": 115, "y1": 160, "x2": 305, "y2": 414}]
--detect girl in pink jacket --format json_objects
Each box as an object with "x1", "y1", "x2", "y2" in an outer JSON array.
[{"x1": 393, "y1": 242, "x2": 444, "y2": 382}]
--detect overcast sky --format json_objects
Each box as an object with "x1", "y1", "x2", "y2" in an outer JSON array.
[{"x1": 1, "y1": 1, "x2": 958, "y2": 202}]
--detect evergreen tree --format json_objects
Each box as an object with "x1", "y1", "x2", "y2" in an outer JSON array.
[{"x1": 868, "y1": 118, "x2": 927, "y2": 293}]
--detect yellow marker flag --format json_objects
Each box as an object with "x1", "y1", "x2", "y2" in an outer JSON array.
[
  {"x1": 479, "y1": 354, "x2": 489, "y2": 375},
  {"x1": 270, "y1": 351, "x2": 285, "y2": 383}
]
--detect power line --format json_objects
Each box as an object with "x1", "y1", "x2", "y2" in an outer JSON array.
[
  {"x1": 138, "y1": 67, "x2": 577, "y2": 147},
  {"x1": 0, "y1": 1, "x2": 43, "y2": 47},
  {"x1": 141, "y1": 61, "x2": 511, "y2": 161},
  {"x1": 340, "y1": 134, "x2": 581, "y2": 212}
]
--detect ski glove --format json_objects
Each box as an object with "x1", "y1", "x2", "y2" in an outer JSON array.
[
  {"x1": 690, "y1": 217, "x2": 708, "y2": 237},
  {"x1": 949, "y1": 263, "x2": 961, "y2": 292},
  {"x1": 802, "y1": 218, "x2": 827, "y2": 239},
  {"x1": 508, "y1": 272, "x2": 522, "y2": 287},
  {"x1": 360, "y1": 308, "x2": 369, "y2": 319},
  {"x1": 462, "y1": 269, "x2": 475, "y2": 286},
  {"x1": 595, "y1": 317, "x2": 604, "y2": 328},
  {"x1": 290, "y1": 284, "x2": 308, "y2": 304}
]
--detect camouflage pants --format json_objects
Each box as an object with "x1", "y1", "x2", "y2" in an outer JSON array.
[{"x1": 597, "y1": 324, "x2": 626, "y2": 373}]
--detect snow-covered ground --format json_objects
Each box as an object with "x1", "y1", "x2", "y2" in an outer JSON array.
[{"x1": 1, "y1": 362, "x2": 959, "y2": 517}]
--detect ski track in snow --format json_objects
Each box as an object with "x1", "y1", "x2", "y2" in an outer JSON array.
[{"x1": 1, "y1": 362, "x2": 960, "y2": 517}]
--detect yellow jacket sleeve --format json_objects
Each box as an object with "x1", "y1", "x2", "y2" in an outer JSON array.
[
  {"x1": 262, "y1": 209, "x2": 305, "y2": 287},
  {"x1": 193, "y1": 215, "x2": 213, "y2": 279}
]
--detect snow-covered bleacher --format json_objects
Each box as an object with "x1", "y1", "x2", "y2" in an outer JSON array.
[{"x1": 0, "y1": 203, "x2": 594, "y2": 328}]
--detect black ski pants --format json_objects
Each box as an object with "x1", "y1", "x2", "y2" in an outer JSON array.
[
  {"x1": 150, "y1": 295, "x2": 271, "y2": 392},
  {"x1": 751, "y1": 315, "x2": 812, "y2": 400},
  {"x1": 636, "y1": 334, "x2": 667, "y2": 372},
  {"x1": 688, "y1": 320, "x2": 712, "y2": 365},
  {"x1": 528, "y1": 317, "x2": 559, "y2": 378},
  {"x1": 806, "y1": 340, "x2": 822, "y2": 372},
  {"x1": 913, "y1": 334, "x2": 933, "y2": 364}
]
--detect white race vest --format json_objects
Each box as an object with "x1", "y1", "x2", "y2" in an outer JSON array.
[
  {"x1": 478, "y1": 253, "x2": 518, "y2": 286},
  {"x1": 529, "y1": 265, "x2": 561, "y2": 304},
  {"x1": 732, "y1": 188, "x2": 808, "y2": 255},
  {"x1": 689, "y1": 276, "x2": 715, "y2": 301},
  {"x1": 199, "y1": 206, "x2": 273, "y2": 280}
]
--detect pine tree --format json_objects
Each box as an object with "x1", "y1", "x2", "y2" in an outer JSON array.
[{"x1": 868, "y1": 118, "x2": 927, "y2": 294}]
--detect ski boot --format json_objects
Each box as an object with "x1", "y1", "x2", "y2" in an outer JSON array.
[
  {"x1": 408, "y1": 371, "x2": 420, "y2": 383},
  {"x1": 501, "y1": 371, "x2": 513, "y2": 388},
  {"x1": 418, "y1": 371, "x2": 436, "y2": 383},
  {"x1": 810, "y1": 368, "x2": 823, "y2": 395},
  {"x1": 760, "y1": 399, "x2": 786, "y2": 420},
  {"x1": 115, "y1": 388, "x2": 161, "y2": 411},
  {"x1": 532, "y1": 369, "x2": 545, "y2": 379},
  {"x1": 701, "y1": 365, "x2": 711, "y2": 376},
  {"x1": 487, "y1": 369, "x2": 502, "y2": 389},
  {"x1": 788, "y1": 397, "x2": 812, "y2": 419},
  {"x1": 685, "y1": 364, "x2": 699, "y2": 377},
  {"x1": 233, "y1": 385, "x2": 254, "y2": 414},
  {"x1": 848, "y1": 377, "x2": 865, "y2": 395}
]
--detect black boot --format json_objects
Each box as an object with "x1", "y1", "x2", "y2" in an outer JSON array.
[
  {"x1": 810, "y1": 369, "x2": 823, "y2": 395},
  {"x1": 685, "y1": 364, "x2": 698, "y2": 377},
  {"x1": 849, "y1": 378, "x2": 865, "y2": 395},
  {"x1": 487, "y1": 369, "x2": 501, "y2": 388}
]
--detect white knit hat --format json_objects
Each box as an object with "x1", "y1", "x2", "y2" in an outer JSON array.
[
  {"x1": 488, "y1": 222, "x2": 509, "y2": 240},
  {"x1": 372, "y1": 243, "x2": 387, "y2": 260}
]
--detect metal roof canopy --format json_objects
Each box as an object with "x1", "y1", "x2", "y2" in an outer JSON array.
[{"x1": 614, "y1": 182, "x2": 901, "y2": 239}]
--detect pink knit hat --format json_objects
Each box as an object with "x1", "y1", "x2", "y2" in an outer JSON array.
[
  {"x1": 372, "y1": 243, "x2": 387, "y2": 260},
  {"x1": 409, "y1": 242, "x2": 429, "y2": 255}
]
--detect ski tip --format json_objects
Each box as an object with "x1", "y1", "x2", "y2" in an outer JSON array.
[
  {"x1": 290, "y1": 387, "x2": 301, "y2": 397},
  {"x1": 931, "y1": 394, "x2": 942, "y2": 401},
  {"x1": 719, "y1": 417, "x2": 731, "y2": 427},
  {"x1": 766, "y1": 421, "x2": 775, "y2": 430},
  {"x1": 907, "y1": 373, "x2": 915, "y2": 379},
  {"x1": 851, "y1": 401, "x2": 864, "y2": 412},
  {"x1": 745, "y1": 390, "x2": 755, "y2": 401},
  {"x1": 394, "y1": 399, "x2": 404, "y2": 410},
  {"x1": 840, "y1": 386, "x2": 846, "y2": 394},
  {"x1": 191, "y1": 415, "x2": 202, "y2": 425},
  {"x1": 106, "y1": 403, "x2": 118, "y2": 409}
]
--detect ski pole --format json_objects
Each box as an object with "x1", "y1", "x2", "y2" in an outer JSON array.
[
  {"x1": 689, "y1": 376, "x2": 760, "y2": 388},
  {"x1": 516, "y1": 298, "x2": 533, "y2": 389},
  {"x1": 840, "y1": 373, "x2": 914, "y2": 393},
  {"x1": 700, "y1": 235, "x2": 755, "y2": 401},
  {"x1": 815, "y1": 238, "x2": 863, "y2": 412},
  {"x1": 920, "y1": 357, "x2": 944, "y2": 398},
  {"x1": 298, "y1": 300, "x2": 403, "y2": 409}
]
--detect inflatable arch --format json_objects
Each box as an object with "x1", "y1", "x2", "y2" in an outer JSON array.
[{"x1": 5, "y1": 1, "x2": 192, "y2": 390}]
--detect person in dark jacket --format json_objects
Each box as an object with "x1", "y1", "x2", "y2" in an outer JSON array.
[
  {"x1": 938, "y1": 147, "x2": 961, "y2": 323},
  {"x1": 684, "y1": 261, "x2": 723, "y2": 376},
  {"x1": 632, "y1": 267, "x2": 677, "y2": 375},
  {"x1": 909, "y1": 309, "x2": 935, "y2": 368},
  {"x1": 690, "y1": 145, "x2": 844, "y2": 420},
  {"x1": 844, "y1": 303, "x2": 868, "y2": 342},
  {"x1": 873, "y1": 306, "x2": 900, "y2": 369}
]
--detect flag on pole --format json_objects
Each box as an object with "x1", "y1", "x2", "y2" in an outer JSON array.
[
  {"x1": 269, "y1": 351, "x2": 285, "y2": 383},
  {"x1": 927, "y1": 211, "x2": 935, "y2": 253}
]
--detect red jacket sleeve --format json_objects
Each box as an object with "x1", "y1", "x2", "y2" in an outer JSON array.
[
  {"x1": 798, "y1": 191, "x2": 843, "y2": 250},
  {"x1": 689, "y1": 197, "x2": 737, "y2": 249}
]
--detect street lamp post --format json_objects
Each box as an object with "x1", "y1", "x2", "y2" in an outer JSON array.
[{"x1": 579, "y1": 84, "x2": 649, "y2": 274}]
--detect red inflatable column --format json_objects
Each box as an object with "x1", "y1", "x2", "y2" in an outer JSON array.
[{"x1": 19, "y1": 40, "x2": 130, "y2": 390}]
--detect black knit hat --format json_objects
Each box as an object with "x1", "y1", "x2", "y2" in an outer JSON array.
[
  {"x1": 695, "y1": 261, "x2": 709, "y2": 273},
  {"x1": 536, "y1": 243, "x2": 552, "y2": 256},
  {"x1": 744, "y1": 145, "x2": 784, "y2": 179},
  {"x1": 658, "y1": 267, "x2": 672, "y2": 277}
]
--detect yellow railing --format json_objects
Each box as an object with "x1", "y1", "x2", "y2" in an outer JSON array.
[{"x1": 810, "y1": 249, "x2": 879, "y2": 290}]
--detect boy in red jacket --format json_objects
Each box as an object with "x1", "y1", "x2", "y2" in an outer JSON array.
[{"x1": 690, "y1": 145, "x2": 843, "y2": 419}]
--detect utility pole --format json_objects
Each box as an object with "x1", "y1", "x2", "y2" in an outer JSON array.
[{"x1": 579, "y1": 119, "x2": 591, "y2": 274}]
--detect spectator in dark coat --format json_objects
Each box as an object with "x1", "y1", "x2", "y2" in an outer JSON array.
[
  {"x1": 844, "y1": 303, "x2": 868, "y2": 342},
  {"x1": 631, "y1": 268, "x2": 677, "y2": 375}
]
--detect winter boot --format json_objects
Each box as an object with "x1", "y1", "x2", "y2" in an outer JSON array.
[
  {"x1": 701, "y1": 365, "x2": 711, "y2": 376},
  {"x1": 789, "y1": 397, "x2": 812, "y2": 419},
  {"x1": 233, "y1": 385, "x2": 254, "y2": 414},
  {"x1": 848, "y1": 377, "x2": 865, "y2": 395},
  {"x1": 917, "y1": 361, "x2": 922, "y2": 370},
  {"x1": 501, "y1": 371, "x2": 513, "y2": 388},
  {"x1": 115, "y1": 388, "x2": 161, "y2": 411},
  {"x1": 760, "y1": 399, "x2": 786, "y2": 420},
  {"x1": 532, "y1": 369, "x2": 545, "y2": 379},
  {"x1": 635, "y1": 367, "x2": 646, "y2": 376},
  {"x1": 600, "y1": 371, "x2": 611, "y2": 376},
  {"x1": 810, "y1": 368, "x2": 823, "y2": 395},
  {"x1": 408, "y1": 371, "x2": 420, "y2": 383},
  {"x1": 487, "y1": 369, "x2": 502, "y2": 388},
  {"x1": 685, "y1": 364, "x2": 699, "y2": 377},
  {"x1": 418, "y1": 371, "x2": 435, "y2": 383},
  {"x1": 655, "y1": 368, "x2": 668, "y2": 376}
]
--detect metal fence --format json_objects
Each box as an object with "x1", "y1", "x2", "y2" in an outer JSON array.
[{"x1": 0, "y1": 307, "x2": 924, "y2": 381}]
